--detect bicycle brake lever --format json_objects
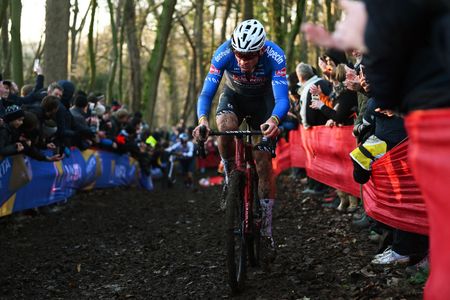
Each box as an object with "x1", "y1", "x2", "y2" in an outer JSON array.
[{"x1": 197, "y1": 125, "x2": 207, "y2": 158}]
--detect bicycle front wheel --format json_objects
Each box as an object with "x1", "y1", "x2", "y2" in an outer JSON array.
[
  {"x1": 247, "y1": 169, "x2": 261, "y2": 267},
  {"x1": 225, "y1": 170, "x2": 246, "y2": 293}
]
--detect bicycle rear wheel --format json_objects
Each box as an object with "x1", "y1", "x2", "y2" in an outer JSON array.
[{"x1": 225, "y1": 170, "x2": 246, "y2": 293}]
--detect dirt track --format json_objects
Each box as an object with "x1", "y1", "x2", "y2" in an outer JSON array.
[{"x1": 0, "y1": 174, "x2": 423, "y2": 299}]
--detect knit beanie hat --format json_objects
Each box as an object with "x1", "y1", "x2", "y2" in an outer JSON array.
[
  {"x1": 324, "y1": 49, "x2": 348, "y2": 66},
  {"x1": 3, "y1": 105, "x2": 24, "y2": 123},
  {"x1": 57, "y1": 80, "x2": 76, "y2": 109}
]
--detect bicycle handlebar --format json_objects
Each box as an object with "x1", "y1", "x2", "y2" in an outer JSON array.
[
  {"x1": 196, "y1": 125, "x2": 269, "y2": 158},
  {"x1": 208, "y1": 130, "x2": 264, "y2": 136}
]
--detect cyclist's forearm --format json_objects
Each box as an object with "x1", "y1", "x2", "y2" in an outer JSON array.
[
  {"x1": 271, "y1": 96, "x2": 289, "y2": 123},
  {"x1": 197, "y1": 92, "x2": 215, "y2": 119}
]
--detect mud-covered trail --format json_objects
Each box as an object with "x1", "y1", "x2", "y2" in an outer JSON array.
[{"x1": 0, "y1": 175, "x2": 423, "y2": 299}]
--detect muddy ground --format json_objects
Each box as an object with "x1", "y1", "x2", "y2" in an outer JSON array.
[{"x1": 0, "y1": 172, "x2": 424, "y2": 299}]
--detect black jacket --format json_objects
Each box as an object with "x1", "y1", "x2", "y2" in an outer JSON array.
[
  {"x1": 319, "y1": 89, "x2": 358, "y2": 125},
  {"x1": 7, "y1": 74, "x2": 45, "y2": 107},
  {"x1": 363, "y1": 98, "x2": 407, "y2": 150},
  {"x1": 305, "y1": 79, "x2": 333, "y2": 126},
  {"x1": 363, "y1": 0, "x2": 450, "y2": 112},
  {"x1": 0, "y1": 124, "x2": 20, "y2": 156}
]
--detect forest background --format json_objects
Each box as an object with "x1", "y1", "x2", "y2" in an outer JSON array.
[{"x1": 1, "y1": 0, "x2": 341, "y2": 128}]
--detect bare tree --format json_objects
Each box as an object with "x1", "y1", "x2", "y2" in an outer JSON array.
[
  {"x1": 269, "y1": 0, "x2": 283, "y2": 47},
  {"x1": 195, "y1": 0, "x2": 205, "y2": 82},
  {"x1": 124, "y1": 0, "x2": 142, "y2": 112},
  {"x1": 241, "y1": 0, "x2": 253, "y2": 19},
  {"x1": 164, "y1": 38, "x2": 180, "y2": 124},
  {"x1": 44, "y1": 0, "x2": 70, "y2": 85},
  {"x1": 177, "y1": 16, "x2": 197, "y2": 122},
  {"x1": 142, "y1": 0, "x2": 177, "y2": 127},
  {"x1": 221, "y1": 0, "x2": 232, "y2": 41},
  {"x1": 285, "y1": 0, "x2": 306, "y2": 70},
  {"x1": 0, "y1": 0, "x2": 8, "y2": 74},
  {"x1": 106, "y1": 0, "x2": 121, "y2": 102},
  {"x1": 69, "y1": 0, "x2": 91, "y2": 78},
  {"x1": 10, "y1": 0, "x2": 23, "y2": 87},
  {"x1": 87, "y1": 0, "x2": 97, "y2": 90}
]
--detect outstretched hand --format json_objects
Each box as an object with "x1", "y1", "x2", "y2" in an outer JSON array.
[{"x1": 301, "y1": 0, "x2": 368, "y2": 52}]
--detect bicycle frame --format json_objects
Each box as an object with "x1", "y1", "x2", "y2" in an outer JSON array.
[
  {"x1": 234, "y1": 133, "x2": 257, "y2": 236},
  {"x1": 198, "y1": 121, "x2": 265, "y2": 293},
  {"x1": 207, "y1": 126, "x2": 262, "y2": 235}
]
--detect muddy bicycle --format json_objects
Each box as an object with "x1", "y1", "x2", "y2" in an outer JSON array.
[{"x1": 198, "y1": 120, "x2": 271, "y2": 293}]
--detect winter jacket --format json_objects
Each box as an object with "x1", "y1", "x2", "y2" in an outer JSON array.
[{"x1": 363, "y1": 0, "x2": 450, "y2": 112}]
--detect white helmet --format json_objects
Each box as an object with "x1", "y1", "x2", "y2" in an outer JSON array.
[{"x1": 231, "y1": 19, "x2": 266, "y2": 53}]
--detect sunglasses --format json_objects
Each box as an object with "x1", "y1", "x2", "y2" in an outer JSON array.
[{"x1": 233, "y1": 50, "x2": 260, "y2": 60}]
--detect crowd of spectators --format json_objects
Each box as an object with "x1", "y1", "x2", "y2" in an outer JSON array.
[
  {"x1": 277, "y1": 46, "x2": 430, "y2": 279},
  {"x1": 0, "y1": 65, "x2": 188, "y2": 183}
]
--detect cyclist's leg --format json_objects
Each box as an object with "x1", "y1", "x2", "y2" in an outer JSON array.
[
  {"x1": 215, "y1": 88, "x2": 241, "y2": 182},
  {"x1": 249, "y1": 92, "x2": 277, "y2": 261},
  {"x1": 254, "y1": 151, "x2": 275, "y2": 231},
  {"x1": 186, "y1": 158, "x2": 195, "y2": 187}
]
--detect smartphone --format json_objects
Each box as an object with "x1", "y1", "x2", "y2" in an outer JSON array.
[
  {"x1": 33, "y1": 59, "x2": 40, "y2": 72},
  {"x1": 359, "y1": 65, "x2": 365, "y2": 77}
]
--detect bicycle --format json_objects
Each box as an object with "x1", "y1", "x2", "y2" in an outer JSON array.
[
  {"x1": 198, "y1": 119, "x2": 271, "y2": 293},
  {"x1": 163, "y1": 151, "x2": 177, "y2": 188}
]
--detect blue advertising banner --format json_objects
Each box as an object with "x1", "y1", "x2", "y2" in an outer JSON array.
[
  {"x1": 94, "y1": 150, "x2": 138, "y2": 189},
  {"x1": 0, "y1": 155, "x2": 31, "y2": 207},
  {"x1": 0, "y1": 148, "x2": 152, "y2": 217}
]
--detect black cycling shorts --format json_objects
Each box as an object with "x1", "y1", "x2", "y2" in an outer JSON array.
[{"x1": 215, "y1": 86, "x2": 275, "y2": 130}]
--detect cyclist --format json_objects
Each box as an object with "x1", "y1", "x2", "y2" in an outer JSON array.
[
  {"x1": 165, "y1": 133, "x2": 195, "y2": 188},
  {"x1": 192, "y1": 19, "x2": 290, "y2": 261}
]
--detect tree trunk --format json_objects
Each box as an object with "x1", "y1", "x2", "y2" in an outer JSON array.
[
  {"x1": 164, "y1": 40, "x2": 179, "y2": 124},
  {"x1": 286, "y1": 0, "x2": 306, "y2": 70},
  {"x1": 177, "y1": 16, "x2": 197, "y2": 123},
  {"x1": 195, "y1": 0, "x2": 205, "y2": 82},
  {"x1": 44, "y1": 0, "x2": 70, "y2": 85},
  {"x1": 269, "y1": 0, "x2": 283, "y2": 47},
  {"x1": 87, "y1": 0, "x2": 97, "y2": 90},
  {"x1": 241, "y1": 0, "x2": 253, "y2": 20},
  {"x1": 118, "y1": 3, "x2": 125, "y2": 103},
  {"x1": 221, "y1": 0, "x2": 232, "y2": 41},
  {"x1": 210, "y1": 0, "x2": 217, "y2": 54},
  {"x1": 124, "y1": 0, "x2": 142, "y2": 112},
  {"x1": 10, "y1": 0, "x2": 23, "y2": 87},
  {"x1": 324, "y1": 0, "x2": 333, "y2": 31},
  {"x1": 106, "y1": 0, "x2": 119, "y2": 103},
  {"x1": 142, "y1": 0, "x2": 177, "y2": 127},
  {"x1": 312, "y1": 0, "x2": 319, "y2": 67},
  {"x1": 69, "y1": 0, "x2": 90, "y2": 79},
  {"x1": 0, "y1": 0, "x2": 9, "y2": 78}
]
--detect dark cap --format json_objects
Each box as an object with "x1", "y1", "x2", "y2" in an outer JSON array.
[
  {"x1": 324, "y1": 49, "x2": 348, "y2": 66},
  {"x1": 3, "y1": 104, "x2": 24, "y2": 123}
]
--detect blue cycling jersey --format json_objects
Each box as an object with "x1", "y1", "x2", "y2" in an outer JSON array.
[{"x1": 197, "y1": 40, "x2": 289, "y2": 121}]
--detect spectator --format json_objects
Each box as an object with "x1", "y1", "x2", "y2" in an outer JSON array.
[
  {"x1": 0, "y1": 105, "x2": 26, "y2": 157},
  {"x1": 295, "y1": 62, "x2": 330, "y2": 129},
  {"x1": 310, "y1": 63, "x2": 358, "y2": 126}
]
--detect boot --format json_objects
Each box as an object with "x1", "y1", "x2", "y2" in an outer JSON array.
[
  {"x1": 260, "y1": 199, "x2": 276, "y2": 263},
  {"x1": 352, "y1": 212, "x2": 372, "y2": 229},
  {"x1": 336, "y1": 190, "x2": 349, "y2": 212},
  {"x1": 347, "y1": 196, "x2": 359, "y2": 213}
]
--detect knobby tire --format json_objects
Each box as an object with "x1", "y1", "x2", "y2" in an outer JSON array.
[
  {"x1": 225, "y1": 170, "x2": 246, "y2": 294},
  {"x1": 247, "y1": 169, "x2": 261, "y2": 267}
]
